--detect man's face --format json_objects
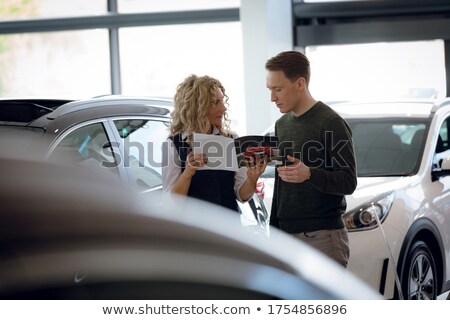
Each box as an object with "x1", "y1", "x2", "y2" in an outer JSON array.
[{"x1": 266, "y1": 70, "x2": 302, "y2": 114}]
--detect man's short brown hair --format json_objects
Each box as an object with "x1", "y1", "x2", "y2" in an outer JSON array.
[{"x1": 265, "y1": 51, "x2": 311, "y2": 84}]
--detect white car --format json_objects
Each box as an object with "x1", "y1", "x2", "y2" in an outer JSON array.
[{"x1": 261, "y1": 99, "x2": 450, "y2": 299}]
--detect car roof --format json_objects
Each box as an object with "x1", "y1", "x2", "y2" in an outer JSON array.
[
  {"x1": 47, "y1": 95, "x2": 173, "y2": 120},
  {"x1": 262, "y1": 98, "x2": 450, "y2": 135},
  {"x1": 329, "y1": 98, "x2": 450, "y2": 119},
  {"x1": 0, "y1": 96, "x2": 173, "y2": 129}
]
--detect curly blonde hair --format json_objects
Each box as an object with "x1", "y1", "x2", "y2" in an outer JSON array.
[{"x1": 170, "y1": 74, "x2": 231, "y2": 139}]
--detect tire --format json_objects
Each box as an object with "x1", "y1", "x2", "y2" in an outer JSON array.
[{"x1": 401, "y1": 240, "x2": 437, "y2": 300}]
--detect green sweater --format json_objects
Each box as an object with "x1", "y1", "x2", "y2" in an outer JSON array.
[{"x1": 270, "y1": 101, "x2": 357, "y2": 233}]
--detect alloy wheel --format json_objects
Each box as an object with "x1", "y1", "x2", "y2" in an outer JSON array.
[{"x1": 403, "y1": 241, "x2": 437, "y2": 300}]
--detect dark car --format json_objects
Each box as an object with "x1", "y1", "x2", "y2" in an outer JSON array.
[
  {"x1": 0, "y1": 96, "x2": 268, "y2": 232},
  {"x1": 0, "y1": 158, "x2": 381, "y2": 299}
]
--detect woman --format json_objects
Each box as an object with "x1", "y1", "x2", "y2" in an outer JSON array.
[{"x1": 162, "y1": 74, "x2": 266, "y2": 211}]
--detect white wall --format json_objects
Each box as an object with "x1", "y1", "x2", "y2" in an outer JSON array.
[{"x1": 240, "y1": 0, "x2": 294, "y2": 134}]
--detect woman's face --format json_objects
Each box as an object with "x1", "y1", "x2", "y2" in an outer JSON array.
[{"x1": 207, "y1": 87, "x2": 227, "y2": 129}]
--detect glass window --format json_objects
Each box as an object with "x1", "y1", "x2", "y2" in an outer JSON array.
[
  {"x1": 306, "y1": 40, "x2": 446, "y2": 101},
  {"x1": 256, "y1": 119, "x2": 429, "y2": 177},
  {"x1": 0, "y1": 30, "x2": 110, "y2": 98},
  {"x1": 118, "y1": 0, "x2": 240, "y2": 13},
  {"x1": 348, "y1": 120, "x2": 428, "y2": 176},
  {"x1": 0, "y1": 0, "x2": 106, "y2": 20},
  {"x1": 49, "y1": 122, "x2": 119, "y2": 177},
  {"x1": 433, "y1": 118, "x2": 450, "y2": 170},
  {"x1": 119, "y1": 22, "x2": 245, "y2": 134},
  {"x1": 113, "y1": 118, "x2": 169, "y2": 191},
  {"x1": 437, "y1": 119, "x2": 449, "y2": 153}
]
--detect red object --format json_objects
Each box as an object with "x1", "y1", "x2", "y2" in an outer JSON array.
[
  {"x1": 255, "y1": 179, "x2": 265, "y2": 199},
  {"x1": 244, "y1": 146, "x2": 273, "y2": 158}
]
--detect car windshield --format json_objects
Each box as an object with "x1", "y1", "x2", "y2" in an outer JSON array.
[{"x1": 346, "y1": 119, "x2": 429, "y2": 177}]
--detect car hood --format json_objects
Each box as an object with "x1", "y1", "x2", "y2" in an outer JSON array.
[{"x1": 345, "y1": 176, "x2": 415, "y2": 211}]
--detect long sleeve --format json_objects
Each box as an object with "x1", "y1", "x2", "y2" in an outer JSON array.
[
  {"x1": 271, "y1": 102, "x2": 357, "y2": 233},
  {"x1": 308, "y1": 116, "x2": 357, "y2": 195}
]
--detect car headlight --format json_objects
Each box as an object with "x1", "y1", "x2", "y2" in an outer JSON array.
[{"x1": 343, "y1": 191, "x2": 395, "y2": 231}]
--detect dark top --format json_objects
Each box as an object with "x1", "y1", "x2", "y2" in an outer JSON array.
[
  {"x1": 170, "y1": 133, "x2": 239, "y2": 212},
  {"x1": 270, "y1": 101, "x2": 357, "y2": 233}
]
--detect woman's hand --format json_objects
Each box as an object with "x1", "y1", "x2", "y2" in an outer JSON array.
[
  {"x1": 238, "y1": 155, "x2": 268, "y2": 202},
  {"x1": 171, "y1": 152, "x2": 207, "y2": 197},
  {"x1": 245, "y1": 154, "x2": 268, "y2": 183},
  {"x1": 183, "y1": 152, "x2": 208, "y2": 178}
]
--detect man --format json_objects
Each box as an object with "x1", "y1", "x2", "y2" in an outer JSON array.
[{"x1": 265, "y1": 51, "x2": 357, "y2": 267}]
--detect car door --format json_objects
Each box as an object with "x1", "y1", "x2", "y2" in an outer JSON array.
[
  {"x1": 48, "y1": 120, "x2": 122, "y2": 180},
  {"x1": 431, "y1": 116, "x2": 450, "y2": 281},
  {"x1": 108, "y1": 117, "x2": 170, "y2": 194}
]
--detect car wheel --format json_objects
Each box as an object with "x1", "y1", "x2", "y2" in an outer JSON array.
[{"x1": 402, "y1": 240, "x2": 437, "y2": 300}]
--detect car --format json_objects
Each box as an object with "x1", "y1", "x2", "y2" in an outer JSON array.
[
  {"x1": 260, "y1": 98, "x2": 450, "y2": 300},
  {"x1": 0, "y1": 158, "x2": 381, "y2": 299},
  {"x1": 0, "y1": 96, "x2": 268, "y2": 233}
]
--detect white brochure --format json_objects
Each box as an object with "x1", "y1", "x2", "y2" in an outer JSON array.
[{"x1": 192, "y1": 133, "x2": 238, "y2": 172}]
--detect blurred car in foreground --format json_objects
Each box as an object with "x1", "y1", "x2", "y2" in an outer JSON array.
[
  {"x1": 0, "y1": 158, "x2": 380, "y2": 299},
  {"x1": 0, "y1": 96, "x2": 268, "y2": 233},
  {"x1": 261, "y1": 99, "x2": 450, "y2": 299}
]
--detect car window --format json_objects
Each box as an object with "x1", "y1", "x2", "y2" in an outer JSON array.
[
  {"x1": 113, "y1": 119, "x2": 169, "y2": 192},
  {"x1": 49, "y1": 122, "x2": 119, "y2": 177},
  {"x1": 433, "y1": 117, "x2": 450, "y2": 169},
  {"x1": 349, "y1": 121, "x2": 427, "y2": 176},
  {"x1": 0, "y1": 102, "x2": 52, "y2": 122},
  {"x1": 263, "y1": 121, "x2": 427, "y2": 177},
  {"x1": 437, "y1": 118, "x2": 449, "y2": 152}
]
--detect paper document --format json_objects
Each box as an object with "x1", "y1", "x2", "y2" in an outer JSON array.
[{"x1": 192, "y1": 133, "x2": 238, "y2": 172}]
